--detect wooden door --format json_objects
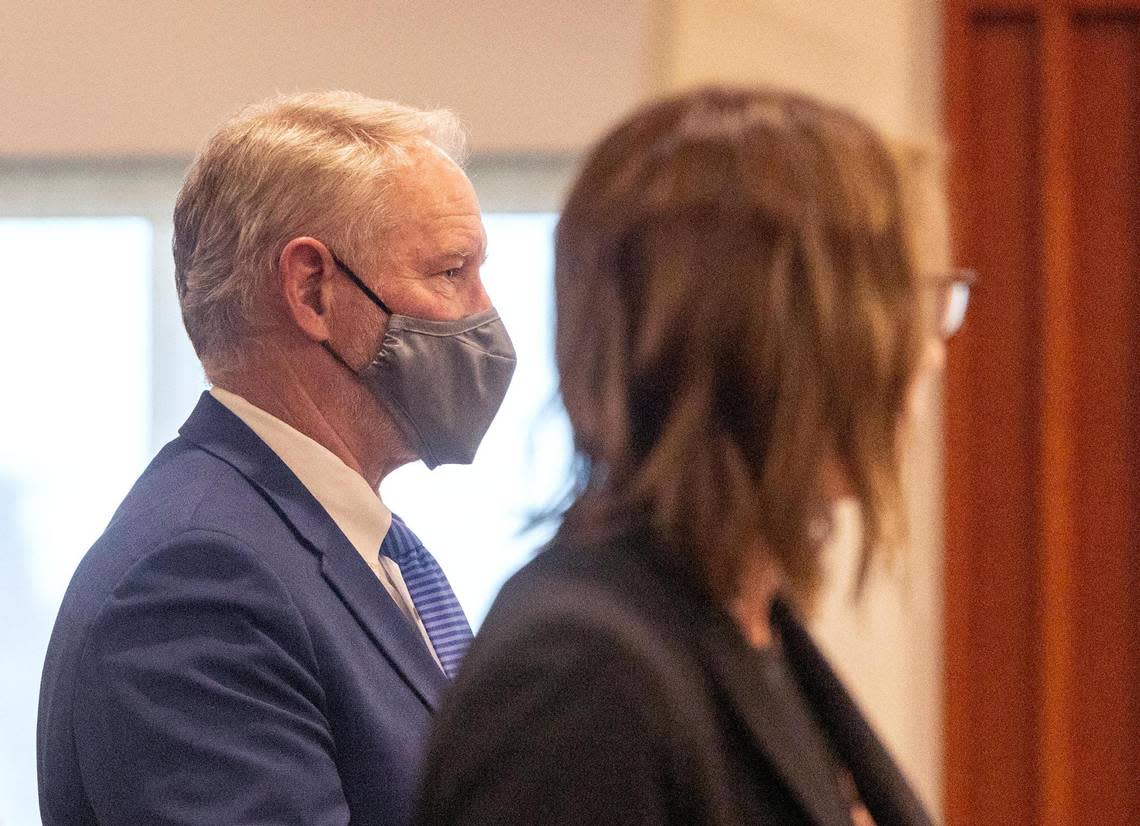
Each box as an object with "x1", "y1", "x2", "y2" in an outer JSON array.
[{"x1": 943, "y1": 2, "x2": 1139, "y2": 824}]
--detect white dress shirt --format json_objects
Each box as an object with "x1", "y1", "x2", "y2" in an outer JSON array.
[{"x1": 209, "y1": 386, "x2": 443, "y2": 670}]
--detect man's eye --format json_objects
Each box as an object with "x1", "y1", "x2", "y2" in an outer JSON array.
[{"x1": 443, "y1": 267, "x2": 463, "y2": 279}]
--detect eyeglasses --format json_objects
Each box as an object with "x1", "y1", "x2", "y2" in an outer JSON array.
[{"x1": 924, "y1": 268, "x2": 976, "y2": 340}]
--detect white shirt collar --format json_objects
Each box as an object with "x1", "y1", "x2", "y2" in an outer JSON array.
[{"x1": 209, "y1": 386, "x2": 392, "y2": 561}]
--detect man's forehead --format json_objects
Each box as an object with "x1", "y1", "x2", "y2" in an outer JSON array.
[
  {"x1": 387, "y1": 148, "x2": 479, "y2": 215},
  {"x1": 382, "y1": 148, "x2": 484, "y2": 252},
  {"x1": 392, "y1": 142, "x2": 470, "y2": 190}
]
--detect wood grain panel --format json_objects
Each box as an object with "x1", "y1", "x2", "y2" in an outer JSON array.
[
  {"x1": 1035, "y1": 8, "x2": 1077, "y2": 821},
  {"x1": 944, "y1": 14, "x2": 1042, "y2": 825},
  {"x1": 945, "y1": 3, "x2": 1140, "y2": 825},
  {"x1": 941, "y1": 10, "x2": 974, "y2": 823},
  {"x1": 1070, "y1": 13, "x2": 1140, "y2": 823}
]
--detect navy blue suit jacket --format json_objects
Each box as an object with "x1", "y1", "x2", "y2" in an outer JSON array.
[{"x1": 38, "y1": 392, "x2": 449, "y2": 825}]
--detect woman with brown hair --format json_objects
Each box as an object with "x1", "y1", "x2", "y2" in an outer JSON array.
[{"x1": 416, "y1": 86, "x2": 967, "y2": 826}]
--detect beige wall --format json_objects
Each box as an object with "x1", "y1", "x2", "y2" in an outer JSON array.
[
  {"x1": 657, "y1": 0, "x2": 942, "y2": 138},
  {"x1": 0, "y1": 1, "x2": 653, "y2": 156},
  {"x1": 4, "y1": 0, "x2": 946, "y2": 816}
]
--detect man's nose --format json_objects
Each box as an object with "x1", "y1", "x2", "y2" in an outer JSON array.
[{"x1": 470, "y1": 279, "x2": 493, "y2": 313}]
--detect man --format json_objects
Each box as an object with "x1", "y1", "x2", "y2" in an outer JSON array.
[{"x1": 37, "y1": 91, "x2": 515, "y2": 826}]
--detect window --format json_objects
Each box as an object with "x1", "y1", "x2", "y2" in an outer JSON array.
[{"x1": 1, "y1": 217, "x2": 155, "y2": 822}]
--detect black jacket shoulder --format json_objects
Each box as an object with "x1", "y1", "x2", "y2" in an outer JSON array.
[{"x1": 417, "y1": 530, "x2": 879, "y2": 826}]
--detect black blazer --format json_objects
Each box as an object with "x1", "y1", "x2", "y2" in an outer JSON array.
[{"x1": 417, "y1": 526, "x2": 933, "y2": 826}]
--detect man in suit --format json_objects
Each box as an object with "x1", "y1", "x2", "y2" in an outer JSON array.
[{"x1": 37, "y1": 90, "x2": 515, "y2": 826}]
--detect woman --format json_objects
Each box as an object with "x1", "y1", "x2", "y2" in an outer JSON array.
[{"x1": 416, "y1": 87, "x2": 964, "y2": 826}]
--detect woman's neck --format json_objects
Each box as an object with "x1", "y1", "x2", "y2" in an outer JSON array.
[{"x1": 729, "y1": 549, "x2": 783, "y2": 649}]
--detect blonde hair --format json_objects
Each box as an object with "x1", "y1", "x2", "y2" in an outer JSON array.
[
  {"x1": 554, "y1": 86, "x2": 923, "y2": 604},
  {"x1": 173, "y1": 90, "x2": 466, "y2": 368}
]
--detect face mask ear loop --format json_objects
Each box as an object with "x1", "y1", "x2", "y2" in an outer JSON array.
[
  {"x1": 321, "y1": 340, "x2": 368, "y2": 377},
  {"x1": 321, "y1": 248, "x2": 390, "y2": 376},
  {"x1": 329, "y1": 250, "x2": 394, "y2": 316}
]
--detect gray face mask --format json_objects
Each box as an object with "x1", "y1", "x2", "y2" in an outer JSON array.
[{"x1": 323, "y1": 252, "x2": 517, "y2": 469}]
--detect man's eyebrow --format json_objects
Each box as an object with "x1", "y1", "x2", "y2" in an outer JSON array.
[{"x1": 441, "y1": 247, "x2": 488, "y2": 266}]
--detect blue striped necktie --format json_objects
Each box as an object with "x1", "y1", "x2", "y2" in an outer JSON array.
[{"x1": 380, "y1": 515, "x2": 473, "y2": 679}]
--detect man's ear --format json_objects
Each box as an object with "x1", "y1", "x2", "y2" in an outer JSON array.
[{"x1": 279, "y1": 237, "x2": 336, "y2": 342}]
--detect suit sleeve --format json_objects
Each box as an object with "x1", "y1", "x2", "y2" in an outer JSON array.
[
  {"x1": 72, "y1": 529, "x2": 351, "y2": 826},
  {"x1": 416, "y1": 611, "x2": 677, "y2": 826}
]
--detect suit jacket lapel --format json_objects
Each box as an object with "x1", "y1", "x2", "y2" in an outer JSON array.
[
  {"x1": 772, "y1": 598, "x2": 934, "y2": 826},
  {"x1": 631, "y1": 534, "x2": 851, "y2": 826},
  {"x1": 179, "y1": 392, "x2": 448, "y2": 711},
  {"x1": 694, "y1": 614, "x2": 853, "y2": 826},
  {"x1": 317, "y1": 540, "x2": 448, "y2": 710}
]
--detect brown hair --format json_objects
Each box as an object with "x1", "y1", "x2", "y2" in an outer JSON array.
[{"x1": 554, "y1": 86, "x2": 922, "y2": 604}]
